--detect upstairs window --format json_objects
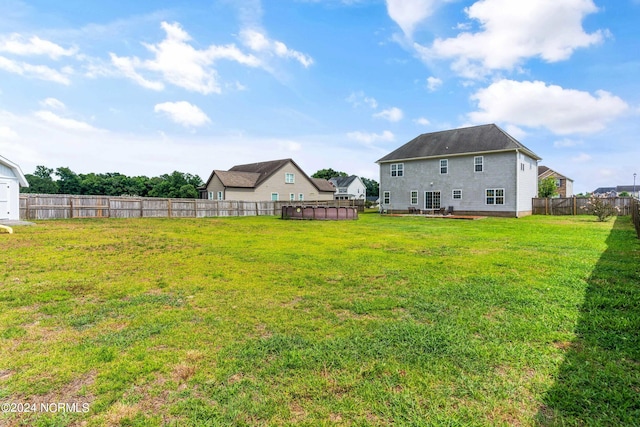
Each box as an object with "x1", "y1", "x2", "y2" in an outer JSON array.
[
  {"x1": 390, "y1": 163, "x2": 404, "y2": 177},
  {"x1": 440, "y1": 159, "x2": 448, "y2": 174},
  {"x1": 474, "y1": 156, "x2": 483, "y2": 172},
  {"x1": 285, "y1": 173, "x2": 295, "y2": 184}
]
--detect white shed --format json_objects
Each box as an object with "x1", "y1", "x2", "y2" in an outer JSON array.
[{"x1": 0, "y1": 155, "x2": 29, "y2": 220}]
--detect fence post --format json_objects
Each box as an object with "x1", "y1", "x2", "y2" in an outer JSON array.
[{"x1": 573, "y1": 196, "x2": 577, "y2": 216}]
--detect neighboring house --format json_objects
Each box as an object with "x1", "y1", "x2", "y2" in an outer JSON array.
[
  {"x1": 0, "y1": 155, "x2": 29, "y2": 221},
  {"x1": 328, "y1": 175, "x2": 366, "y2": 200},
  {"x1": 538, "y1": 166, "x2": 574, "y2": 197},
  {"x1": 200, "y1": 158, "x2": 335, "y2": 202},
  {"x1": 593, "y1": 186, "x2": 639, "y2": 198},
  {"x1": 376, "y1": 124, "x2": 542, "y2": 217}
]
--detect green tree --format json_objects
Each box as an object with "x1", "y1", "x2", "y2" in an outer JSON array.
[
  {"x1": 148, "y1": 171, "x2": 203, "y2": 198},
  {"x1": 21, "y1": 166, "x2": 59, "y2": 194},
  {"x1": 312, "y1": 169, "x2": 348, "y2": 180},
  {"x1": 361, "y1": 177, "x2": 379, "y2": 198},
  {"x1": 538, "y1": 177, "x2": 559, "y2": 198},
  {"x1": 55, "y1": 167, "x2": 82, "y2": 195}
]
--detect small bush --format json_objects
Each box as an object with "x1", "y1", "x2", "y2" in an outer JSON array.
[{"x1": 581, "y1": 196, "x2": 619, "y2": 221}]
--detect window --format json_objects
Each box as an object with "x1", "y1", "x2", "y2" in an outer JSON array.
[
  {"x1": 520, "y1": 163, "x2": 525, "y2": 171},
  {"x1": 440, "y1": 159, "x2": 448, "y2": 174},
  {"x1": 271, "y1": 193, "x2": 279, "y2": 201},
  {"x1": 474, "y1": 156, "x2": 483, "y2": 172},
  {"x1": 217, "y1": 191, "x2": 223, "y2": 201},
  {"x1": 383, "y1": 191, "x2": 390, "y2": 204},
  {"x1": 425, "y1": 191, "x2": 441, "y2": 209},
  {"x1": 486, "y1": 188, "x2": 505, "y2": 205},
  {"x1": 390, "y1": 163, "x2": 404, "y2": 177},
  {"x1": 208, "y1": 191, "x2": 214, "y2": 200},
  {"x1": 290, "y1": 193, "x2": 295, "y2": 201},
  {"x1": 555, "y1": 179, "x2": 562, "y2": 188},
  {"x1": 338, "y1": 188, "x2": 347, "y2": 193},
  {"x1": 410, "y1": 191, "x2": 418, "y2": 205},
  {"x1": 452, "y1": 189, "x2": 462, "y2": 199},
  {"x1": 298, "y1": 193, "x2": 304, "y2": 201},
  {"x1": 285, "y1": 173, "x2": 295, "y2": 184}
]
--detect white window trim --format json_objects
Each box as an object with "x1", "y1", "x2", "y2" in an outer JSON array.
[
  {"x1": 452, "y1": 189, "x2": 462, "y2": 200},
  {"x1": 424, "y1": 191, "x2": 441, "y2": 209},
  {"x1": 474, "y1": 156, "x2": 484, "y2": 173},
  {"x1": 208, "y1": 191, "x2": 214, "y2": 200},
  {"x1": 289, "y1": 193, "x2": 295, "y2": 201},
  {"x1": 390, "y1": 163, "x2": 404, "y2": 177},
  {"x1": 271, "y1": 192, "x2": 279, "y2": 201},
  {"x1": 217, "y1": 191, "x2": 223, "y2": 201},
  {"x1": 440, "y1": 159, "x2": 448, "y2": 174},
  {"x1": 485, "y1": 188, "x2": 505, "y2": 205},
  {"x1": 298, "y1": 193, "x2": 304, "y2": 201},
  {"x1": 285, "y1": 173, "x2": 295, "y2": 184},
  {"x1": 383, "y1": 191, "x2": 391, "y2": 204},
  {"x1": 410, "y1": 190, "x2": 418, "y2": 205}
]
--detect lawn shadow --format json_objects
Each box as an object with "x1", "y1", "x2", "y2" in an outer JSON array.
[{"x1": 537, "y1": 216, "x2": 640, "y2": 425}]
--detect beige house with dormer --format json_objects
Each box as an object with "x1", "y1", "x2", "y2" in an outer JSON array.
[{"x1": 200, "y1": 158, "x2": 335, "y2": 202}]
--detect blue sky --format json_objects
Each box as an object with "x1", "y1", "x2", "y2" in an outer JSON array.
[{"x1": 1, "y1": 0, "x2": 638, "y2": 193}]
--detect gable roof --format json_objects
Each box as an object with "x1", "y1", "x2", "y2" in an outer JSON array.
[
  {"x1": 538, "y1": 166, "x2": 573, "y2": 182},
  {"x1": 0, "y1": 155, "x2": 29, "y2": 187},
  {"x1": 328, "y1": 175, "x2": 358, "y2": 188},
  {"x1": 204, "y1": 158, "x2": 334, "y2": 193},
  {"x1": 377, "y1": 124, "x2": 541, "y2": 163}
]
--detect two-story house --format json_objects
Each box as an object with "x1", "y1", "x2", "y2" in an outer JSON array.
[
  {"x1": 201, "y1": 158, "x2": 335, "y2": 202},
  {"x1": 376, "y1": 124, "x2": 542, "y2": 217},
  {"x1": 538, "y1": 166, "x2": 574, "y2": 197},
  {"x1": 328, "y1": 175, "x2": 366, "y2": 200}
]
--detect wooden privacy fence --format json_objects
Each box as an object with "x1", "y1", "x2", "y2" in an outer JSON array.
[
  {"x1": 532, "y1": 197, "x2": 633, "y2": 216},
  {"x1": 632, "y1": 197, "x2": 640, "y2": 238},
  {"x1": 19, "y1": 194, "x2": 364, "y2": 220}
]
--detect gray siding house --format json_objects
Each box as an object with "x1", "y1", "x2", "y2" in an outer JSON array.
[{"x1": 377, "y1": 124, "x2": 541, "y2": 217}]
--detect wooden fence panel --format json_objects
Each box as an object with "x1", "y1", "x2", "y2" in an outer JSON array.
[
  {"x1": 19, "y1": 194, "x2": 358, "y2": 220},
  {"x1": 632, "y1": 198, "x2": 640, "y2": 238},
  {"x1": 533, "y1": 197, "x2": 632, "y2": 216}
]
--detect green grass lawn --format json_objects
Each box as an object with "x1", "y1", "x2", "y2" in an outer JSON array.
[{"x1": 1, "y1": 213, "x2": 638, "y2": 426}]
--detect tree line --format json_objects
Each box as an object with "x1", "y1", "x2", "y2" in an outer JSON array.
[
  {"x1": 20, "y1": 166, "x2": 204, "y2": 199},
  {"x1": 20, "y1": 165, "x2": 380, "y2": 200}
]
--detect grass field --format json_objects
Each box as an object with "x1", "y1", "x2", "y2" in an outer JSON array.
[{"x1": 1, "y1": 213, "x2": 639, "y2": 426}]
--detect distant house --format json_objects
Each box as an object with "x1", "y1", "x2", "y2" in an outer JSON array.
[
  {"x1": 328, "y1": 175, "x2": 366, "y2": 200},
  {"x1": 0, "y1": 155, "x2": 29, "y2": 221},
  {"x1": 538, "y1": 166, "x2": 574, "y2": 197},
  {"x1": 201, "y1": 158, "x2": 335, "y2": 202},
  {"x1": 377, "y1": 124, "x2": 542, "y2": 217},
  {"x1": 593, "y1": 185, "x2": 639, "y2": 198}
]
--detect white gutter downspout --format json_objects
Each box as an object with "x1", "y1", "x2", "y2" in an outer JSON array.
[{"x1": 515, "y1": 150, "x2": 520, "y2": 218}]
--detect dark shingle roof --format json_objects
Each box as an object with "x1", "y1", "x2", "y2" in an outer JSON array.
[
  {"x1": 538, "y1": 165, "x2": 573, "y2": 181},
  {"x1": 311, "y1": 178, "x2": 336, "y2": 192},
  {"x1": 214, "y1": 170, "x2": 260, "y2": 188},
  {"x1": 328, "y1": 175, "x2": 357, "y2": 188},
  {"x1": 229, "y1": 158, "x2": 292, "y2": 187},
  {"x1": 377, "y1": 124, "x2": 541, "y2": 163}
]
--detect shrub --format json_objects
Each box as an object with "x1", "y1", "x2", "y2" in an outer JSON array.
[{"x1": 581, "y1": 196, "x2": 620, "y2": 221}]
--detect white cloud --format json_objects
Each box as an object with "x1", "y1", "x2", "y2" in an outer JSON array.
[
  {"x1": 0, "y1": 33, "x2": 77, "y2": 59},
  {"x1": 111, "y1": 21, "x2": 261, "y2": 94},
  {"x1": 0, "y1": 125, "x2": 17, "y2": 138},
  {"x1": 571, "y1": 153, "x2": 592, "y2": 163},
  {"x1": 385, "y1": 0, "x2": 440, "y2": 38},
  {"x1": 554, "y1": 138, "x2": 583, "y2": 148},
  {"x1": 240, "y1": 28, "x2": 313, "y2": 68},
  {"x1": 34, "y1": 110, "x2": 100, "y2": 132},
  {"x1": 39, "y1": 98, "x2": 66, "y2": 110},
  {"x1": 419, "y1": 0, "x2": 605, "y2": 78},
  {"x1": 468, "y1": 79, "x2": 629, "y2": 134},
  {"x1": 426, "y1": 76, "x2": 442, "y2": 92},
  {"x1": 154, "y1": 101, "x2": 210, "y2": 127},
  {"x1": 414, "y1": 117, "x2": 431, "y2": 126},
  {"x1": 346, "y1": 91, "x2": 378, "y2": 109},
  {"x1": 373, "y1": 107, "x2": 404, "y2": 122},
  {"x1": 0, "y1": 55, "x2": 72, "y2": 84},
  {"x1": 347, "y1": 130, "x2": 395, "y2": 144}
]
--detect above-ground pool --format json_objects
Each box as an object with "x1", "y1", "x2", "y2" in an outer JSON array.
[{"x1": 281, "y1": 205, "x2": 358, "y2": 220}]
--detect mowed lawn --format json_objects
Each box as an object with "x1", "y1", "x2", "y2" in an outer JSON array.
[{"x1": 1, "y1": 213, "x2": 639, "y2": 426}]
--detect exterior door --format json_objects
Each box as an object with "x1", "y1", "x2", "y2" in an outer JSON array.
[
  {"x1": 424, "y1": 191, "x2": 441, "y2": 210},
  {"x1": 0, "y1": 181, "x2": 9, "y2": 219}
]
